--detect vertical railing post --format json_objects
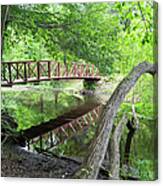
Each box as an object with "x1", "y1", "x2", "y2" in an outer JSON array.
[
  {"x1": 16, "y1": 63, "x2": 19, "y2": 79},
  {"x1": 77, "y1": 64, "x2": 80, "y2": 77},
  {"x1": 66, "y1": 65, "x2": 68, "y2": 77},
  {"x1": 37, "y1": 62, "x2": 40, "y2": 80},
  {"x1": 87, "y1": 64, "x2": 89, "y2": 76},
  {"x1": 48, "y1": 61, "x2": 51, "y2": 79},
  {"x1": 28, "y1": 63, "x2": 30, "y2": 78},
  {"x1": 2, "y1": 63, "x2": 6, "y2": 81},
  {"x1": 57, "y1": 63, "x2": 60, "y2": 77},
  {"x1": 92, "y1": 64, "x2": 94, "y2": 77},
  {"x1": 76, "y1": 64, "x2": 78, "y2": 77},
  {"x1": 24, "y1": 62, "x2": 27, "y2": 82},
  {"x1": 85, "y1": 64, "x2": 88, "y2": 76},
  {"x1": 82, "y1": 64, "x2": 84, "y2": 77},
  {"x1": 8, "y1": 63, "x2": 12, "y2": 84},
  {"x1": 74, "y1": 64, "x2": 77, "y2": 76}
]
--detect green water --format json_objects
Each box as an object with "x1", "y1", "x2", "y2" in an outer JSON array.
[{"x1": 1, "y1": 86, "x2": 91, "y2": 131}]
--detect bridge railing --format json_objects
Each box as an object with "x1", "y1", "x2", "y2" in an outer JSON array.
[{"x1": 1, "y1": 61, "x2": 100, "y2": 86}]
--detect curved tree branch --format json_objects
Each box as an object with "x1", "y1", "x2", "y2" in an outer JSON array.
[{"x1": 74, "y1": 61, "x2": 156, "y2": 179}]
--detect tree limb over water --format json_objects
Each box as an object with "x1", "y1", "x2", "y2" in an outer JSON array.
[{"x1": 74, "y1": 62, "x2": 157, "y2": 179}]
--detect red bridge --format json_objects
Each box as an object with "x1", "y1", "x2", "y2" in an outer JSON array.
[{"x1": 1, "y1": 60, "x2": 101, "y2": 86}]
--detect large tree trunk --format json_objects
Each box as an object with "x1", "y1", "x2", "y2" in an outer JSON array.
[
  {"x1": 74, "y1": 62, "x2": 156, "y2": 179},
  {"x1": 1, "y1": 5, "x2": 10, "y2": 60}
]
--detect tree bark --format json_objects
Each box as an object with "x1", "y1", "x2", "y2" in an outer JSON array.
[
  {"x1": 1, "y1": 5, "x2": 10, "y2": 60},
  {"x1": 124, "y1": 118, "x2": 137, "y2": 166},
  {"x1": 106, "y1": 114, "x2": 127, "y2": 180},
  {"x1": 123, "y1": 103, "x2": 139, "y2": 167},
  {"x1": 74, "y1": 62, "x2": 156, "y2": 179}
]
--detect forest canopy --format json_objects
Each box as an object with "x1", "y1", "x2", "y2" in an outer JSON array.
[{"x1": 2, "y1": 1, "x2": 155, "y2": 74}]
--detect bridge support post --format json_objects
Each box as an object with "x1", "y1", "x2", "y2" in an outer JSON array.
[
  {"x1": 7, "y1": 63, "x2": 13, "y2": 85},
  {"x1": 37, "y1": 62, "x2": 40, "y2": 81},
  {"x1": 83, "y1": 79, "x2": 97, "y2": 90},
  {"x1": 57, "y1": 63, "x2": 60, "y2": 77},
  {"x1": 48, "y1": 61, "x2": 51, "y2": 79},
  {"x1": 24, "y1": 62, "x2": 27, "y2": 82}
]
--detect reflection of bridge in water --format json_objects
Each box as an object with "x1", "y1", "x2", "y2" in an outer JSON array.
[
  {"x1": 20, "y1": 101, "x2": 102, "y2": 151},
  {"x1": 1, "y1": 61, "x2": 101, "y2": 86}
]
